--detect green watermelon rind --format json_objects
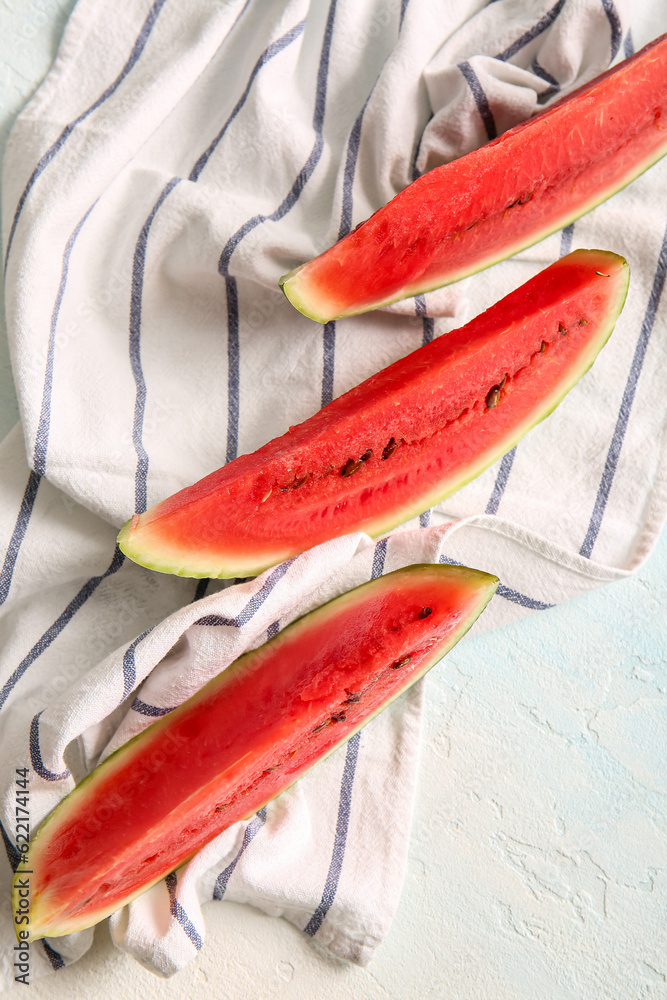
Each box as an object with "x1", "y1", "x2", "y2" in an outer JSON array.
[
  {"x1": 14, "y1": 563, "x2": 498, "y2": 941},
  {"x1": 117, "y1": 514, "x2": 293, "y2": 578}
]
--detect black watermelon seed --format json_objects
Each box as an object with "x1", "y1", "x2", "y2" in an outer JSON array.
[
  {"x1": 579, "y1": 318, "x2": 588, "y2": 326},
  {"x1": 382, "y1": 437, "x2": 398, "y2": 460},
  {"x1": 418, "y1": 607, "x2": 432, "y2": 619},
  {"x1": 341, "y1": 458, "x2": 363, "y2": 477},
  {"x1": 540, "y1": 340, "x2": 546, "y2": 352},
  {"x1": 360, "y1": 449, "x2": 373, "y2": 462},
  {"x1": 486, "y1": 386, "x2": 501, "y2": 409},
  {"x1": 293, "y1": 473, "x2": 311, "y2": 489},
  {"x1": 313, "y1": 712, "x2": 347, "y2": 732},
  {"x1": 392, "y1": 655, "x2": 413, "y2": 670},
  {"x1": 558, "y1": 323, "x2": 568, "y2": 335},
  {"x1": 345, "y1": 691, "x2": 362, "y2": 703}
]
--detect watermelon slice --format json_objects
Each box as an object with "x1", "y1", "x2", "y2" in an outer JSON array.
[
  {"x1": 279, "y1": 33, "x2": 665, "y2": 322},
  {"x1": 14, "y1": 563, "x2": 497, "y2": 941},
  {"x1": 118, "y1": 249, "x2": 628, "y2": 579}
]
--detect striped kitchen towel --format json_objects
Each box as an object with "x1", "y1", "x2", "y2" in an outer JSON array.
[{"x1": 1, "y1": 0, "x2": 666, "y2": 987}]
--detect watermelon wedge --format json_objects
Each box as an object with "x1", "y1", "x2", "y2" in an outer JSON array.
[
  {"x1": 14, "y1": 563, "x2": 497, "y2": 941},
  {"x1": 279, "y1": 33, "x2": 665, "y2": 322},
  {"x1": 118, "y1": 249, "x2": 628, "y2": 579}
]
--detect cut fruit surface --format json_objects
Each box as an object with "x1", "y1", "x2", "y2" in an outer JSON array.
[
  {"x1": 118, "y1": 249, "x2": 629, "y2": 580},
  {"x1": 279, "y1": 33, "x2": 665, "y2": 322},
  {"x1": 14, "y1": 563, "x2": 497, "y2": 941}
]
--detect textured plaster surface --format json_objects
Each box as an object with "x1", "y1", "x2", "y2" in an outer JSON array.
[{"x1": 1, "y1": 5, "x2": 667, "y2": 999}]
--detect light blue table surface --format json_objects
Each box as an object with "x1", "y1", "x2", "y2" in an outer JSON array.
[{"x1": 1, "y1": 6, "x2": 666, "y2": 1000}]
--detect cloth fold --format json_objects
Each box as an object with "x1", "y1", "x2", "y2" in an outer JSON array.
[{"x1": 1, "y1": 0, "x2": 666, "y2": 988}]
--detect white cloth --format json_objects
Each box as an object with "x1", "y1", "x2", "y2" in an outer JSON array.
[{"x1": 1, "y1": 0, "x2": 666, "y2": 988}]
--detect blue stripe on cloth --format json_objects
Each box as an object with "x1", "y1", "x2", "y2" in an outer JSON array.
[
  {"x1": 415, "y1": 294, "x2": 434, "y2": 345},
  {"x1": 371, "y1": 537, "x2": 388, "y2": 579},
  {"x1": 3, "y1": 0, "x2": 169, "y2": 274},
  {"x1": 495, "y1": 0, "x2": 565, "y2": 62},
  {"x1": 438, "y1": 554, "x2": 554, "y2": 609},
  {"x1": 338, "y1": 88, "x2": 378, "y2": 241},
  {"x1": 321, "y1": 321, "x2": 337, "y2": 408},
  {"x1": 218, "y1": 0, "x2": 339, "y2": 463},
  {"x1": 419, "y1": 509, "x2": 432, "y2": 528},
  {"x1": 224, "y1": 276, "x2": 241, "y2": 464},
  {"x1": 267, "y1": 619, "x2": 280, "y2": 639},
  {"x1": 42, "y1": 940, "x2": 66, "y2": 971},
  {"x1": 212, "y1": 808, "x2": 268, "y2": 900},
  {"x1": 321, "y1": 94, "x2": 364, "y2": 395},
  {"x1": 165, "y1": 872, "x2": 203, "y2": 950},
  {"x1": 304, "y1": 732, "x2": 360, "y2": 937},
  {"x1": 33, "y1": 203, "x2": 98, "y2": 477},
  {"x1": 121, "y1": 627, "x2": 154, "y2": 701},
  {"x1": 0, "y1": 546, "x2": 125, "y2": 712},
  {"x1": 322, "y1": 0, "x2": 416, "y2": 420},
  {"x1": 496, "y1": 583, "x2": 554, "y2": 610},
  {"x1": 129, "y1": 177, "x2": 182, "y2": 512},
  {"x1": 421, "y1": 315, "x2": 434, "y2": 345},
  {"x1": 29, "y1": 711, "x2": 70, "y2": 781},
  {"x1": 131, "y1": 697, "x2": 177, "y2": 717},
  {"x1": 303, "y1": 536, "x2": 387, "y2": 935},
  {"x1": 410, "y1": 133, "x2": 423, "y2": 181},
  {"x1": 458, "y1": 61, "x2": 497, "y2": 141},
  {"x1": 129, "y1": 16, "x2": 301, "y2": 500},
  {"x1": 189, "y1": 16, "x2": 304, "y2": 183},
  {"x1": 322, "y1": 7, "x2": 408, "y2": 417},
  {"x1": 623, "y1": 29, "x2": 634, "y2": 59},
  {"x1": 530, "y1": 56, "x2": 560, "y2": 94},
  {"x1": 312, "y1": 2, "x2": 338, "y2": 133},
  {"x1": 0, "y1": 819, "x2": 21, "y2": 873},
  {"x1": 530, "y1": 56, "x2": 560, "y2": 90},
  {"x1": 485, "y1": 447, "x2": 516, "y2": 514},
  {"x1": 600, "y1": 0, "x2": 622, "y2": 61},
  {"x1": 0, "y1": 470, "x2": 41, "y2": 606},
  {"x1": 559, "y1": 223, "x2": 574, "y2": 257},
  {"x1": 580, "y1": 219, "x2": 667, "y2": 559},
  {"x1": 195, "y1": 558, "x2": 295, "y2": 626}
]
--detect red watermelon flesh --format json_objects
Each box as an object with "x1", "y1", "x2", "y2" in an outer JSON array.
[
  {"x1": 15, "y1": 563, "x2": 497, "y2": 941},
  {"x1": 279, "y1": 33, "x2": 666, "y2": 322},
  {"x1": 118, "y1": 249, "x2": 629, "y2": 580}
]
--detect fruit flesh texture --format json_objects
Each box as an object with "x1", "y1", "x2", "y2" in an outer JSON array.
[
  {"x1": 15, "y1": 563, "x2": 497, "y2": 941},
  {"x1": 279, "y1": 33, "x2": 666, "y2": 322},
  {"x1": 118, "y1": 250, "x2": 629, "y2": 579}
]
